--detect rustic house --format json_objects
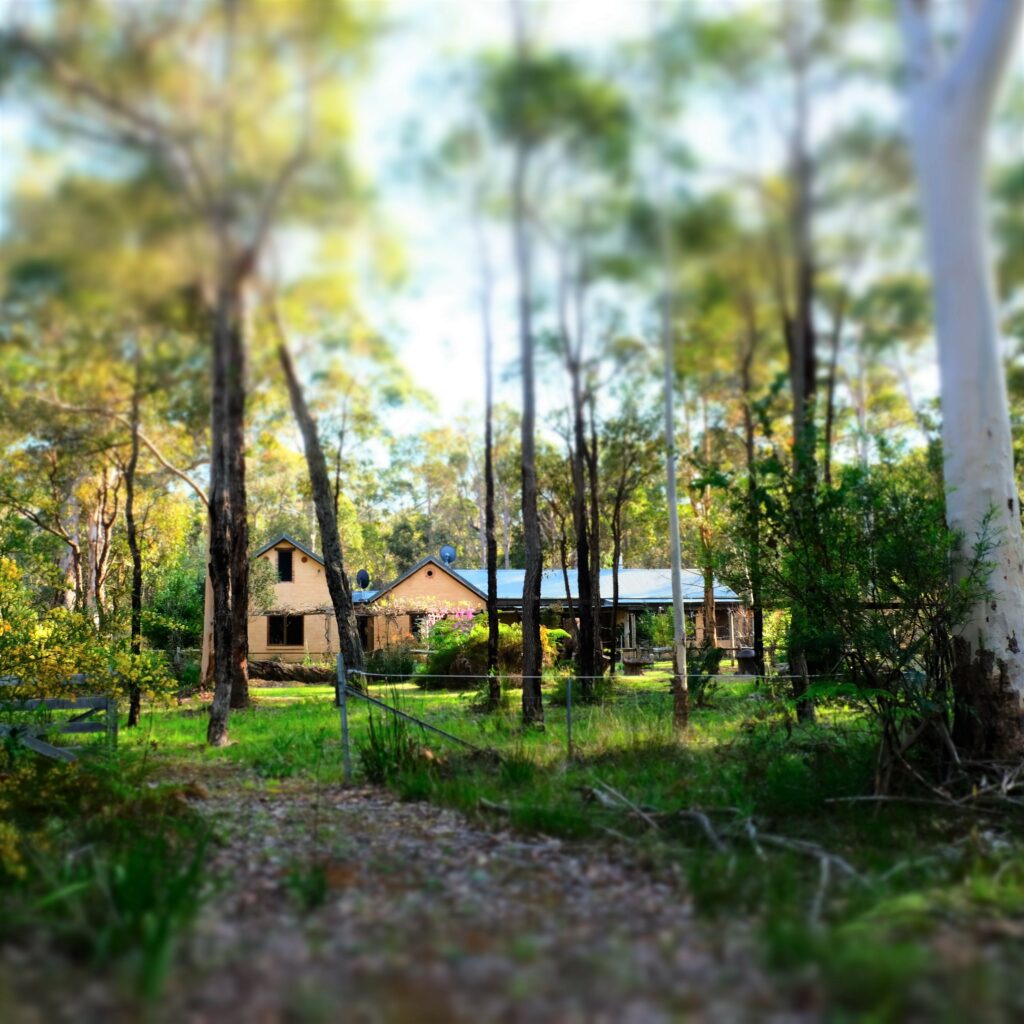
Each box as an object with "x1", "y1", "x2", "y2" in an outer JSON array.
[{"x1": 247, "y1": 533, "x2": 750, "y2": 663}]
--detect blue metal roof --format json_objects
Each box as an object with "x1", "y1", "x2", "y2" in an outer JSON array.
[{"x1": 450, "y1": 567, "x2": 738, "y2": 605}]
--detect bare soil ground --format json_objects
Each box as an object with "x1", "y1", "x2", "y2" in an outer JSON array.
[{"x1": 2, "y1": 765, "x2": 816, "y2": 1023}]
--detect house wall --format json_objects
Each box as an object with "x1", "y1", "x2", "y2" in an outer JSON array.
[
  {"x1": 248, "y1": 611, "x2": 339, "y2": 663},
  {"x1": 363, "y1": 563, "x2": 484, "y2": 653},
  {"x1": 384, "y1": 563, "x2": 485, "y2": 609},
  {"x1": 249, "y1": 542, "x2": 335, "y2": 662},
  {"x1": 259, "y1": 542, "x2": 330, "y2": 611}
]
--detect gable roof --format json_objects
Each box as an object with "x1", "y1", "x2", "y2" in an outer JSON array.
[
  {"x1": 252, "y1": 533, "x2": 324, "y2": 566},
  {"x1": 368, "y1": 555, "x2": 488, "y2": 605}
]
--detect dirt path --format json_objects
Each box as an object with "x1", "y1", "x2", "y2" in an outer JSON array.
[
  {"x1": 2, "y1": 769, "x2": 814, "y2": 1023},
  {"x1": 163, "y1": 774, "x2": 808, "y2": 1023}
]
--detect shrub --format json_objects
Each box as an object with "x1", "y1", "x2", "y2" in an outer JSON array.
[
  {"x1": 0, "y1": 557, "x2": 175, "y2": 707},
  {"x1": 686, "y1": 640, "x2": 725, "y2": 707},
  {"x1": 365, "y1": 641, "x2": 419, "y2": 681},
  {"x1": 356, "y1": 704, "x2": 426, "y2": 783},
  {"x1": 421, "y1": 616, "x2": 556, "y2": 687},
  {"x1": 636, "y1": 609, "x2": 673, "y2": 646}
]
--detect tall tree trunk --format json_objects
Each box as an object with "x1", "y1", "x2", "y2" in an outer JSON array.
[
  {"x1": 276, "y1": 331, "x2": 363, "y2": 670},
  {"x1": 740, "y1": 310, "x2": 766, "y2": 678},
  {"x1": 586, "y1": 392, "x2": 603, "y2": 677},
  {"x1": 569, "y1": 363, "x2": 595, "y2": 694},
  {"x1": 206, "y1": 279, "x2": 238, "y2": 747},
  {"x1": 900, "y1": 0, "x2": 1024, "y2": 759},
  {"x1": 821, "y1": 291, "x2": 847, "y2": 487},
  {"x1": 125, "y1": 355, "x2": 144, "y2": 727},
  {"x1": 511, "y1": 0, "x2": 543, "y2": 725},
  {"x1": 479, "y1": 215, "x2": 501, "y2": 703},
  {"x1": 662, "y1": 272, "x2": 688, "y2": 730},
  {"x1": 609, "y1": 494, "x2": 624, "y2": 676},
  {"x1": 784, "y1": 13, "x2": 818, "y2": 722},
  {"x1": 226, "y1": 303, "x2": 250, "y2": 710}
]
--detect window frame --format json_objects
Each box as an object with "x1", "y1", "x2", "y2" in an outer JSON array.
[{"x1": 267, "y1": 614, "x2": 304, "y2": 647}]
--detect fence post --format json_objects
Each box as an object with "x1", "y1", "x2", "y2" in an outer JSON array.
[
  {"x1": 106, "y1": 698, "x2": 118, "y2": 750},
  {"x1": 337, "y1": 652, "x2": 352, "y2": 783},
  {"x1": 566, "y1": 674, "x2": 573, "y2": 761}
]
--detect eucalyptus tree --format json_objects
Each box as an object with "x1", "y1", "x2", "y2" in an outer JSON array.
[
  {"x1": 899, "y1": 0, "x2": 1024, "y2": 759},
  {"x1": 600, "y1": 393, "x2": 661, "y2": 673},
  {"x1": 483, "y1": 4, "x2": 631, "y2": 717}
]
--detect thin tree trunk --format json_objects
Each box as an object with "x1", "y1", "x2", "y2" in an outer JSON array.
[
  {"x1": 226, "y1": 304, "x2": 250, "y2": 710},
  {"x1": 125, "y1": 355, "x2": 143, "y2": 727},
  {"x1": 511, "y1": 0, "x2": 543, "y2": 725},
  {"x1": 478, "y1": 212, "x2": 501, "y2": 703},
  {"x1": 586, "y1": 391, "x2": 602, "y2": 677},
  {"x1": 206, "y1": 278, "x2": 237, "y2": 747},
  {"x1": 609, "y1": 494, "x2": 624, "y2": 676},
  {"x1": 822, "y1": 291, "x2": 847, "y2": 487},
  {"x1": 276, "y1": 328, "x2": 363, "y2": 670}
]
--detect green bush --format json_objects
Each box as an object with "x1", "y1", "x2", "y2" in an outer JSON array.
[
  {"x1": 364, "y1": 641, "x2": 419, "y2": 681},
  {"x1": 636, "y1": 609, "x2": 673, "y2": 646},
  {"x1": 422, "y1": 617, "x2": 556, "y2": 687}
]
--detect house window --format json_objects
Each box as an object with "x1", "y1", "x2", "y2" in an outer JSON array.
[
  {"x1": 268, "y1": 614, "x2": 304, "y2": 646},
  {"x1": 277, "y1": 549, "x2": 294, "y2": 582}
]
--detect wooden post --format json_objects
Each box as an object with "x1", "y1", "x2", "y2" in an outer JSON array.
[
  {"x1": 106, "y1": 697, "x2": 118, "y2": 750},
  {"x1": 566, "y1": 674, "x2": 573, "y2": 761},
  {"x1": 337, "y1": 652, "x2": 352, "y2": 783}
]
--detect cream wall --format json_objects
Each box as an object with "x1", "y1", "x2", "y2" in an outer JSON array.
[
  {"x1": 249, "y1": 542, "x2": 335, "y2": 662},
  {"x1": 261, "y1": 542, "x2": 331, "y2": 612},
  {"x1": 383, "y1": 563, "x2": 485, "y2": 609},
  {"x1": 248, "y1": 610, "x2": 340, "y2": 663}
]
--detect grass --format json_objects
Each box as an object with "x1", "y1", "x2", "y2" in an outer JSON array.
[
  {"x1": 12, "y1": 663, "x2": 1024, "y2": 1019},
  {"x1": 0, "y1": 747, "x2": 211, "y2": 1002}
]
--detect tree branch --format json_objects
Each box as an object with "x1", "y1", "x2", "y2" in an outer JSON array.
[{"x1": 33, "y1": 397, "x2": 209, "y2": 508}]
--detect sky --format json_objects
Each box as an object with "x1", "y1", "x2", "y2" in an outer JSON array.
[{"x1": 351, "y1": 0, "x2": 655, "y2": 432}]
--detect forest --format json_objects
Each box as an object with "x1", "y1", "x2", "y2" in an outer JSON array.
[{"x1": 3, "y1": 1, "x2": 1024, "y2": 1020}]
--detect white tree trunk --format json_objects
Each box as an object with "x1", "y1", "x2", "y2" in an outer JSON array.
[{"x1": 901, "y1": 0, "x2": 1024, "y2": 754}]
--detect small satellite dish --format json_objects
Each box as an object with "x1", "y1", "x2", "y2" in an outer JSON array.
[
  {"x1": 356, "y1": 569, "x2": 370, "y2": 590},
  {"x1": 439, "y1": 544, "x2": 457, "y2": 567}
]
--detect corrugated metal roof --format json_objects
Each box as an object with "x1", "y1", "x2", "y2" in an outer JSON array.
[{"x1": 451, "y1": 567, "x2": 738, "y2": 604}]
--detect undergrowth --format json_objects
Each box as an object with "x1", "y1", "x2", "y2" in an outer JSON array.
[
  {"x1": 0, "y1": 748, "x2": 211, "y2": 1001},
  {"x1": 115, "y1": 673, "x2": 1024, "y2": 1020}
]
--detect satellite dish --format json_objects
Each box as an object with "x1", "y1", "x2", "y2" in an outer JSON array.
[
  {"x1": 356, "y1": 569, "x2": 370, "y2": 590},
  {"x1": 439, "y1": 544, "x2": 457, "y2": 567}
]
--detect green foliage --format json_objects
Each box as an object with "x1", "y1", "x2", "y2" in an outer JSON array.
[
  {"x1": 730, "y1": 447, "x2": 993, "y2": 772},
  {"x1": 0, "y1": 556, "x2": 175, "y2": 706},
  {"x1": 143, "y1": 563, "x2": 204, "y2": 650},
  {"x1": 0, "y1": 755, "x2": 209, "y2": 999},
  {"x1": 422, "y1": 617, "x2": 556, "y2": 685},
  {"x1": 636, "y1": 609, "x2": 673, "y2": 646},
  {"x1": 356, "y1": 703, "x2": 427, "y2": 785},
  {"x1": 686, "y1": 641, "x2": 724, "y2": 707},
  {"x1": 483, "y1": 52, "x2": 631, "y2": 174},
  {"x1": 365, "y1": 641, "x2": 419, "y2": 680}
]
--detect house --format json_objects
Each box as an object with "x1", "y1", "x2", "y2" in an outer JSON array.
[{"x1": 247, "y1": 533, "x2": 751, "y2": 663}]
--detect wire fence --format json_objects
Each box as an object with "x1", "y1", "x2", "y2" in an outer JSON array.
[{"x1": 329, "y1": 655, "x2": 861, "y2": 781}]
